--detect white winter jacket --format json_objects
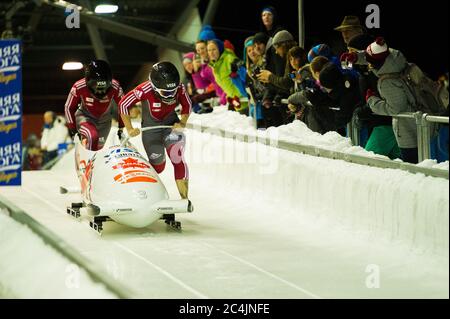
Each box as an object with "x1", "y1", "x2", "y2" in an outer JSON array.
[{"x1": 41, "y1": 116, "x2": 70, "y2": 152}]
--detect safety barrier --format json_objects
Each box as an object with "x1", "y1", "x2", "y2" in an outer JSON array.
[
  {"x1": 278, "y1": 98, "x2": 449, "y2": 164},
  {"x1": 186, "y1": 122, "x2": 448, "y2": 180},
  {"x1": 346, "y1": 112, "x2": 449, "y2": 163}
]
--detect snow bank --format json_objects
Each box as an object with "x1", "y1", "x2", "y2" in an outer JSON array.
[
  {"x1": 0, "y1": 211, "x2": 116, "y2": 298},
  {"x1": 189, "y1": 106, "x2": 449, "y2": 169},
  {"x1": 185, "y1": 128, "x2": 449, "y2": 256}
]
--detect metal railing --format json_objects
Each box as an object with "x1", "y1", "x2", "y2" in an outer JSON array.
[
  {"x1": 277, "y1": 98, "x2": 448, "y2": 163},
  {"x1": 346, "y1": 111, "x2": 449, "y2": 163},
  {"x1": 185, "y1": 121, "x2": 448, "y2": 179}
]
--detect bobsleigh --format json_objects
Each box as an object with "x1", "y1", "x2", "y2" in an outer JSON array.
[{"x1": 64, "y1": 126, "x2": 193, "y2": 234}]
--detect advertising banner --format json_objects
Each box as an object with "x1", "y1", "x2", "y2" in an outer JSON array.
[{"x1": 0, "y1": 40, "x2": 22, "y2": 186}]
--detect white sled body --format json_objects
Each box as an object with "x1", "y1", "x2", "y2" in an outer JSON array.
[{"x1": 74, "y1": 136, "x2": 192, "y2": 228}]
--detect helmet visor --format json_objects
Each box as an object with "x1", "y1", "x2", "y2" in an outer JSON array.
[{"x1": 155, "y1": 87, "x2": 177, "y2": 99}]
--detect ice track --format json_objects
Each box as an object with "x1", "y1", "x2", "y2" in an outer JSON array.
[{"x1": 1, "y1": 127, "x2": 448, "y2": 298}]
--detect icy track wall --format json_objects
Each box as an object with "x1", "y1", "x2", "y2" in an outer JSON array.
[
  {"x1": 184, "y1": 110, "x2": 449, "y2": 256},
  {"x1": 0, "y1": 211, "x2": 117, "y2": 298}
]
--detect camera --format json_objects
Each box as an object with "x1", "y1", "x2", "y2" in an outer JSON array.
[{"x1": 252, "y1": 66, "x2": 261, "y2": 78}]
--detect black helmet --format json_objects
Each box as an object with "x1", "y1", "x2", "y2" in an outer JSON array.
[
  {"x1": 85, "y1": 60, "x2": 112, "y2": 99},
  {"x1": 149, "y1": 61, "x2": 180, "y2": 103}
]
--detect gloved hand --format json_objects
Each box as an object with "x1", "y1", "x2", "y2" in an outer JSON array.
[
  {"x1": 68, "y1": 127, "x2": 78, "y2": 139},
  {"x1": 365, "y1": 88, "x2": 378, "y2": 102},
  {"x1": 262, "y1": 99, "x2": 272, "y2": 109},
  {"x1": 287, "y1": 103, "x2": 298, "y2": 113},
  {"x1": 117, "y1": 128, "x2": 124, "y2": 141},
  {"x1": 230, "y1": 96, "x2": 241, "y2": 111},
  {"x1": 353, "y1": 106, "x2": 371, "y2": 129},
  {"x1": 340, "y1": 52, "x2": 358, "y2": 64}
]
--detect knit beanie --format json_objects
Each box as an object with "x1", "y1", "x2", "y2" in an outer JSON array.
[
  {"x1": 183, "y1": 52, "x2": 195, "y2": 64},
  {"x1": 308, "y1": 44, "x2": 332, "y2": 63},
  {"x1": 365, "y1": 37, "x2": 390, "y2": 67},
  {"x1": 198, "y1": 25, "x2": 217, "y2": 41},
  {"x1": 243, "y1": 36, "x2": 255, "y2": 64},
  {"x1": 254, "y1": 32, "x2": 269, "y2": 45},
  {"x1": 272, "y1": 30, "x2": 294, "y2": 47},
  {"x1": 319, "y1": 62, "x2": 343, "y2": 90},
  {"x1": 261, "y1": 6, "x2": 275, "y2": 15},
  {"x1": 224, "y1": 40, "x2": 235, "y2": 52}
]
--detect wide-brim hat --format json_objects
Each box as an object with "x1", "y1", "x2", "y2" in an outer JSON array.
[{"x1": 334, "y1": 16, "x2": 363, "y2": 31}]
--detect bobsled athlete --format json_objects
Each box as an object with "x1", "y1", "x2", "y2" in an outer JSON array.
[
  {"x1": 119, "y1": 61, "x2": 192, "y2": 200},
  {"x1": 64, "y1": 60, "x2": 124, "y2": 150}
]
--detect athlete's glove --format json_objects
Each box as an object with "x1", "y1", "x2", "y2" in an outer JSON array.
[
  {"x1": 68, "y1": 128, "x2": 78, "y2": 139},
  {"x1": 117, "y1": 128, "x2": 124, "y2": 141}
]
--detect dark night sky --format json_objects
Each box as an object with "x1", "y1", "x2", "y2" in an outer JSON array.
[{"x1": 199, "y1": 0, "x2": 448, "y2": 79}]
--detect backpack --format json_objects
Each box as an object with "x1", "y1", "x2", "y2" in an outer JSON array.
[{"x1": 379, "y1": 63, "x2": 449, "y2": 115}]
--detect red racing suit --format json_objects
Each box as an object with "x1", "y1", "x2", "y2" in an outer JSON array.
[
  {"x1": 64, "y1": 78, "x2": 124, "y2": 150},
  {"x1": 119, "y1": 81, "x2": 192, "y2": 180}
]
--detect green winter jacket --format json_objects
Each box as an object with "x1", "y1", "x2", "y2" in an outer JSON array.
[{"x1": 209, "y1": 49, "x2": 245, "y2": 99}]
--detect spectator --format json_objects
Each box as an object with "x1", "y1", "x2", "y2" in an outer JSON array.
[
  {"x1": 22, "y1": 134, "x2": 42, "y2": 171},
  {"x1": 182, "y1": 52, "x2": 215, "y2": 114},
  {"x1": 244, "y1": 36, "x2": 265, "y2": 128},
  {"x1": 308, "y1": 43, "x2": 358, "y2": 78},
  {"x1": 257, "y1": 30, "x2": 297, "y2": 124},
  {"x1": 307, "y1": 44, "x2": 341, "y2": 67},
  {"x1": 334, "y1": 16, "x2": 365, "y2": 45},
  {"x1": 319, "y1": 62, "x2": 363, "y2": 133},
  {"x1": 207, "y1": 38, "x2": 248, "y2": 114},
  {"x1": 40, "y1": 111, "x2": 70, "y2": 165},
  {"x1": 288, "y1": 47, "x2": 315, "y2": 94},
  {"x1": 258, "y1": 6, "x2": 286, "y2": 87},
  {"x1": 259, "y1": 6, "x2": 283, "y2": 38},
  {"x1": 286, "y1": 56, "x2": 337, "y2": 133},
  {"x1": 253, "y1": 32, "x2": 270, "y2": 58},
  {"x1": 257, "y1": 35, "x2": 302, "y2": 93},
  {"x1": 344, "y1": 34, "x2": 401, "y2": 160},
  {"x1": 364, "y1": 38, "x2": 419, "y2": 163},
  {"x1": 194, "y1": 40, "x2": 227, "y2": 106},
  {"x1": 310, "y1": 55, "x2": 330, "y2": 82}
]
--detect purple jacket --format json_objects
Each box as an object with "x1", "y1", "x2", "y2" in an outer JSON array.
[{"x1": 192, "y1": 63, "x2": 227, "y2": 105}]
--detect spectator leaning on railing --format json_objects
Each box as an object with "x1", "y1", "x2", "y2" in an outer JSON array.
[
  {"x1": 363, "y1": 38, "x2": 419, "y2": 163},
  {"x1": 319, "y1": 61, "x2": 363, "y2": 134},
  {"x1": 286, "y1": 56, "x2": 336, "y2": 134},
  {"x1": 342, "y1": 34, "x2": 401, "y2": 160}
]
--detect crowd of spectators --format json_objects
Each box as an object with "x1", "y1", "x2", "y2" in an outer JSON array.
[
  {"x1": 21, "y1": 6, "x2": 449, "y2": 168},
  {"x1": 181, "y1": 6, "x2": 449, "y2": 164}
]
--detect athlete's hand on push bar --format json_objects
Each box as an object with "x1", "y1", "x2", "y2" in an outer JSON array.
[
  {"x1": 173, "y1": 122, "x2": 186, "y2": 130},
  {"x1": 126, "y1": 127, "x2": 141, "y2": 137}
]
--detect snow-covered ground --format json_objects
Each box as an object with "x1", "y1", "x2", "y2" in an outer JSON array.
[{"x1": 0, "y1": 211, "x2": 116, "y2": 298}]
